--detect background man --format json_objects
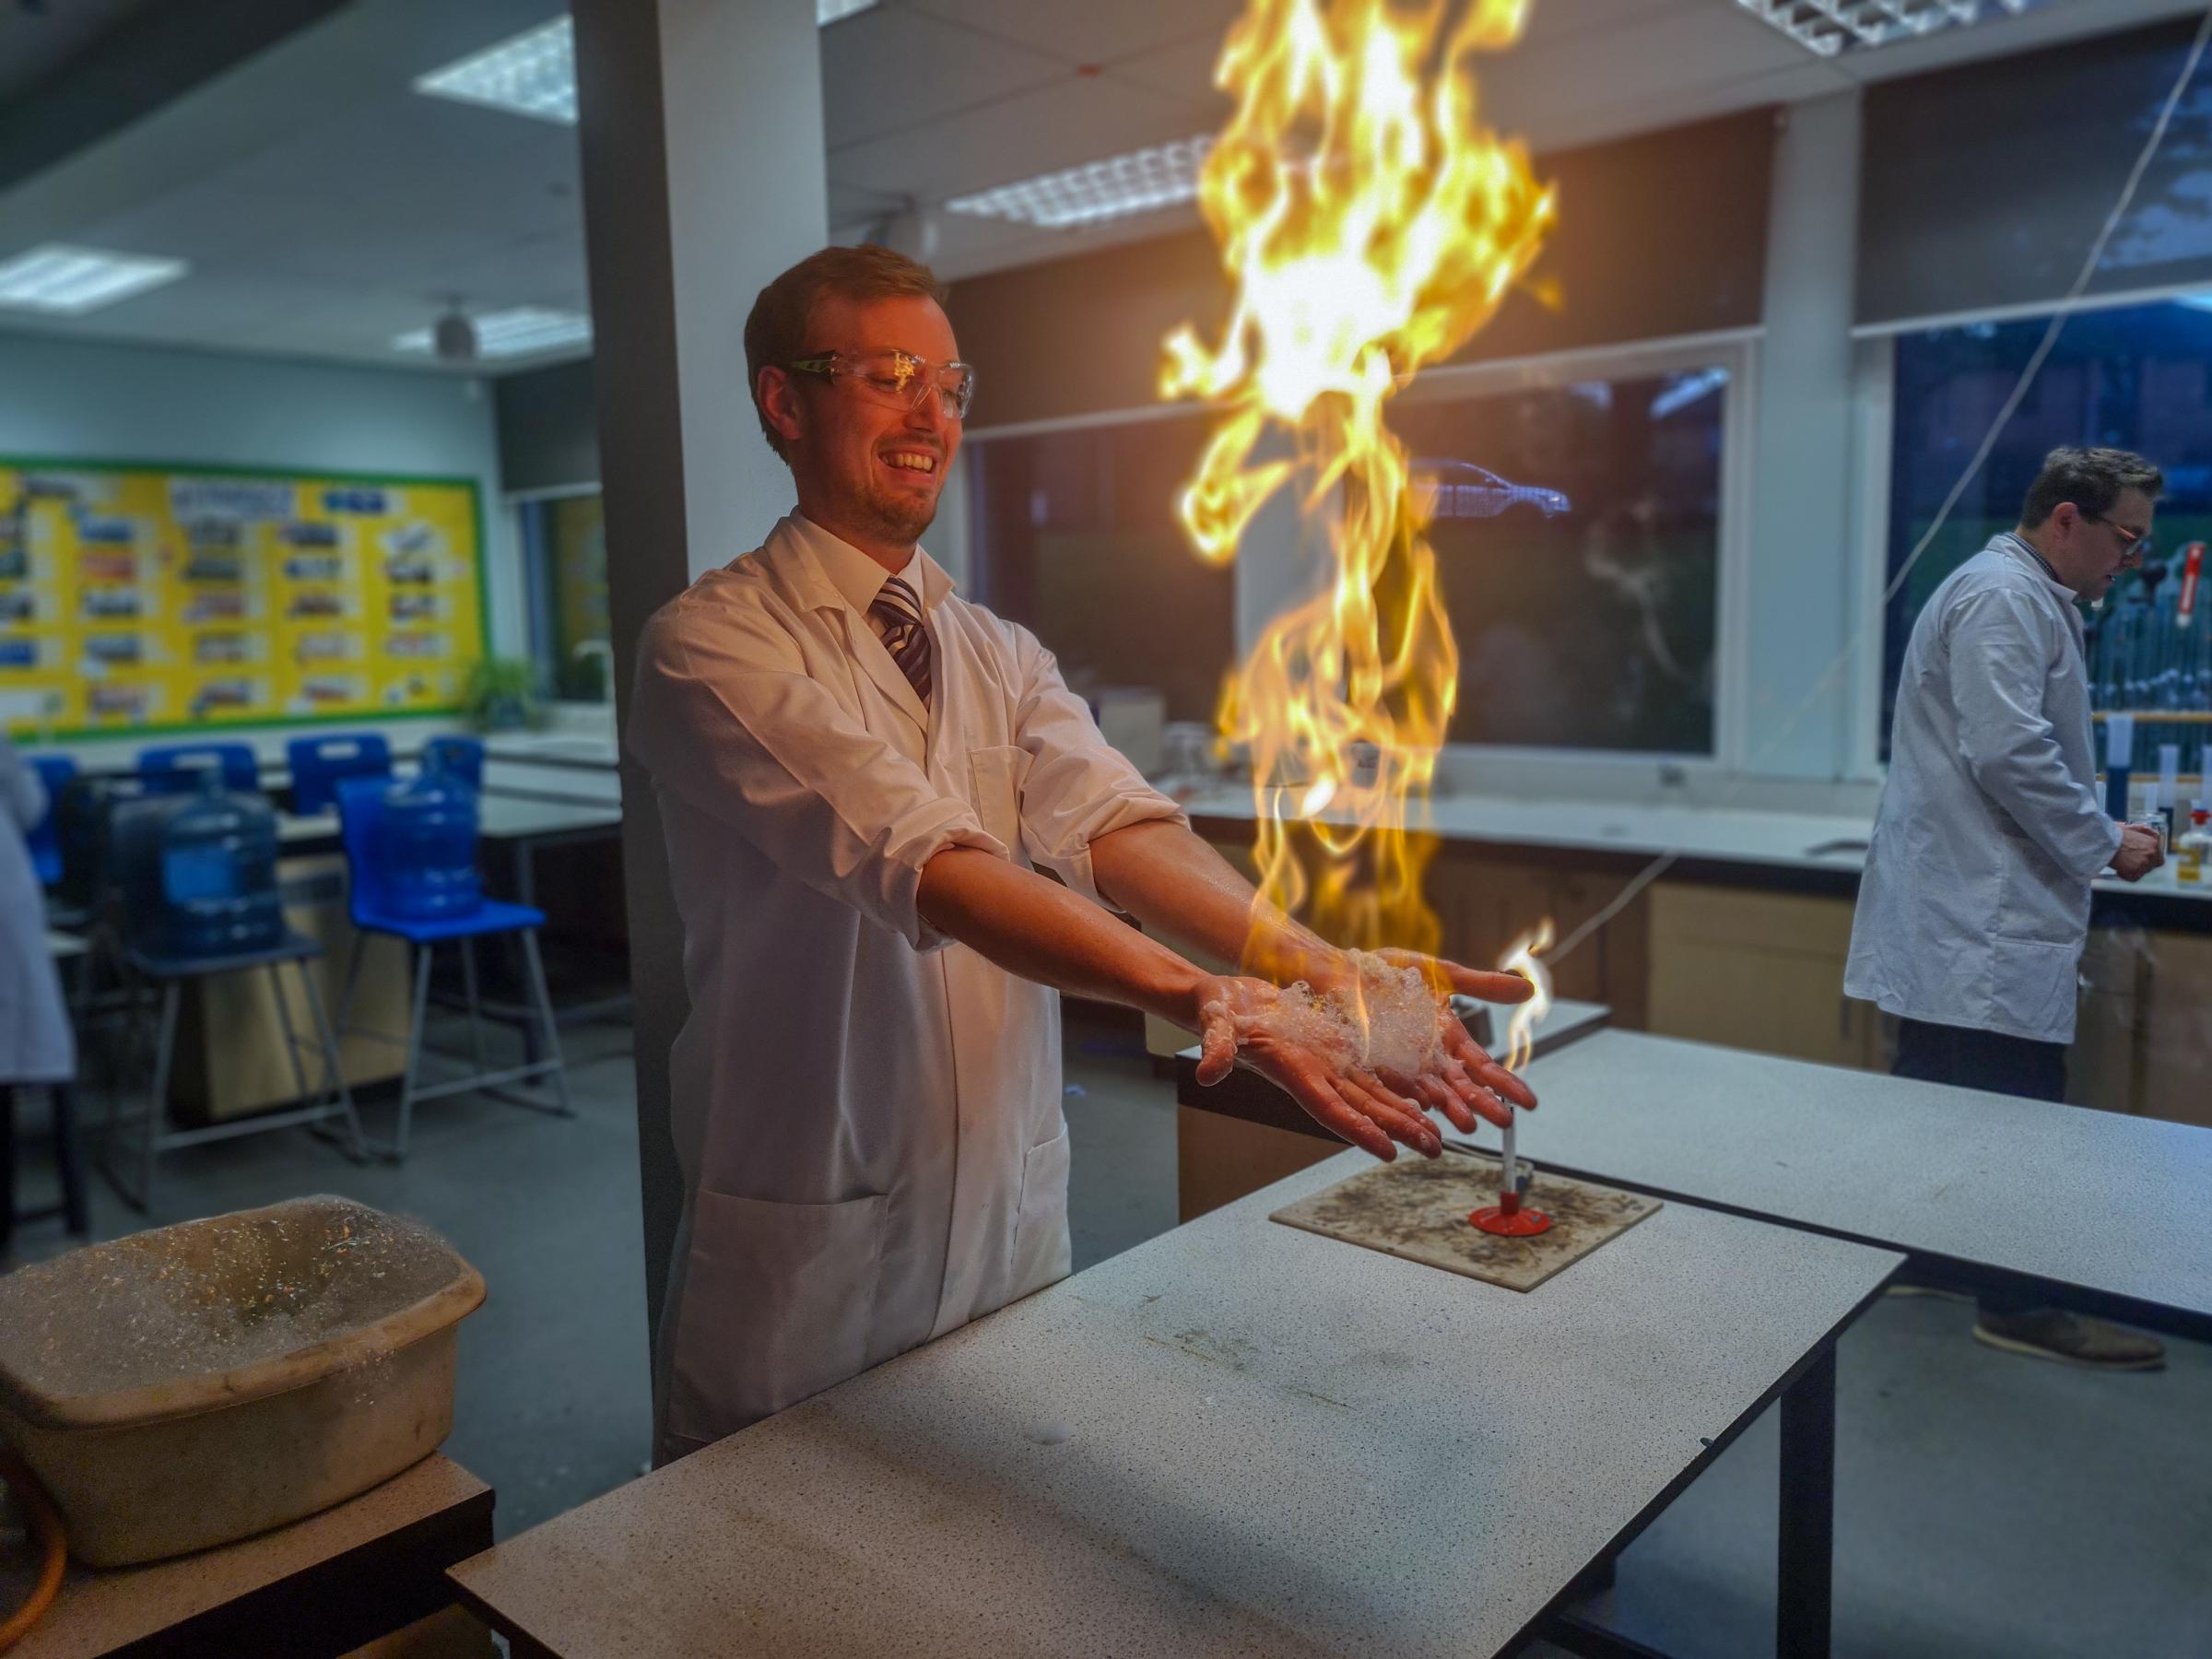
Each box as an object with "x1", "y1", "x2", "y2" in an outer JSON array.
[
  {"x1": 628, "y1": 245, "x2": 1535, "y2": 1460},
  {"x1": 1847, "y1": 445, "x2": 2165, "y2": 1370}
]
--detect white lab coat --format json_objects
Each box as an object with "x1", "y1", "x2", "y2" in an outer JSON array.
[
  {"x1": 0, "y1": 735, "x2": 73, "y2": 1083},
  {"x1": 627, "y1": 513, "x2": 1184, "y2": 1458},
  {"x1": 1846, "y1": 535, "x2": 2123, "y2": 1044}
]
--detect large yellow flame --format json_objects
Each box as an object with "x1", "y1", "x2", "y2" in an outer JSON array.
[{"x1": 1164, "y1": 0, "x2": 1555, "y2": 967}]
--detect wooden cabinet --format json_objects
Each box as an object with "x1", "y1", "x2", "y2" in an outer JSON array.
[
  {"x1": 1643, "y1": 881, "x2": 1879, "y2": 1070},
  {"x1": 2138, "y1": 931, "x2": 2212, "y2": 1128}
]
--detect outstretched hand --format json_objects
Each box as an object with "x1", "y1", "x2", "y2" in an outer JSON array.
[
  {"x1": 1312, "y1": 947, "x2": 1539, "y2": 1135},
  {"x1": 1191, "y1": 976, "x2": 1440, "y2": 1161}
]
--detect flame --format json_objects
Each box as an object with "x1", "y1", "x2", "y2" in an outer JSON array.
[
  {"x1": 1163, "y1": 0, "x2": 1556, "y2": 967},
  {"x1": 1499, "y1": 918, "x2": 1554, "y2": 1072}
]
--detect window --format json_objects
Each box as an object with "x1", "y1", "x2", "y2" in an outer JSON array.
[
  {"x1": 516, "y1": 488, "x2": 610, "y2": 702},
  {"x1": 1394, "y1": 363, "x2": 1729, "y2": 755},
  {"x1": 1884, "y1": 298, "x2": 2212, "y2": 764},
  {"x1": 967, "y1": 413, "x2": 1232, "y2": 725}
]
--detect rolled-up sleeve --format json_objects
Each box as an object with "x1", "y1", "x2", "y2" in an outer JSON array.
[
  {"x1": 1006, "y1": 624, "x2": 1185, "y2": 905},
  {"x1": 1947, "y1": 590, "x2": 2124, "y2": 881},
  {"x1": 627, "y1": 596, "x2": 1003, "y2": 950}
]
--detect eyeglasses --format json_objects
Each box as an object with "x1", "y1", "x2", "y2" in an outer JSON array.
[
  {"x1": 2083, "y1": 512, "x2": 2152, "y2": 564},
  {"x1": 786, "y1": 348, "x2": 976, "y2": 420}
]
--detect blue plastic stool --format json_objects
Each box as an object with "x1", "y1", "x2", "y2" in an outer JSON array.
[
  {"x1": 333, "y1": 777, "x2": 570, "y2": 1160},
  {"x1": 419, "y1": 735, "x2": 485, "y2": 790},
  {"x1": 26, "y1": 755, "x2": 74, "y2": 887},
  {"x1": 137, "y1": 742, "x2": 260, "y2": 794},
  {"x1": 93, "y1": 794, "x2": 362, "y2": 1211},
  {"x1": 288, "y1": 733, "x2": 393, "y2": 815}
]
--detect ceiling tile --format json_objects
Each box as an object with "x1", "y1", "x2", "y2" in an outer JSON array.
[
  {"x1": 900, "y1": 0, "x2": 1243, "y2": 69},
  {"x1": 820, "y1": 6, "x2": 1071, "y2": 150},
  {"x1": 830, "y1": 71, "x2": 1208, "y2": 200}
]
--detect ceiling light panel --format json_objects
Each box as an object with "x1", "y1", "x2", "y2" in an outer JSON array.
[
  {"x1": 415, "y1": 18, "x2": 575, "y2": 124},
  {"x1": 1732, "y1": 0, "x2": 2045, "y2": 57},
  {"x1": 0, "y1": 245, "x2": 188, "y2": 314},
  {"x1": 416, "y1": 3, "x2": 880, "y2": 124},
  {"x1": 946, "y1": 137, "x2": 1214, "y2": 229},
  {"x1": 392, "y1": 308, "x2": 592, "y2": 359}
]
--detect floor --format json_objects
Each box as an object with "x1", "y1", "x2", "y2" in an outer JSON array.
[{"x1": 6, "y1": 1006, "x2": 2207, "y2": 1653}]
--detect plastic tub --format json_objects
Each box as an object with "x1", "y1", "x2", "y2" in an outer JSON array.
[{"x1": 0, "y1": 1196, "x2": 484, "y2": 1567}]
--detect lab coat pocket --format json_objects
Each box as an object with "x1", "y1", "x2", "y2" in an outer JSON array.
[
  {"x1": 1009, "y1": 1129, "x2": 1073, "y2": 1300},
  {"x1": 1989, "y1": 936, "x2": 2078, "y2": 1040},
  {"x1": 968, "y1": 745, "x2": 1029, "y2": 863},
  {"x1": 666, "y1": 1188, "x2": 888, "y2": 1442}
]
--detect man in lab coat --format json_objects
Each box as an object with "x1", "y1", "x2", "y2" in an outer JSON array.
[
  {"x1": 628, "y1": 245, "x2": 1535, "y2": 1460},
  {"x1": 1846, "y1": 446, "x2": 2165, "y2": 1371}
]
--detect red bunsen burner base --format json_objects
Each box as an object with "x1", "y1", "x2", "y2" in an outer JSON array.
[{"x1": 1470, "y1": 1188, "x2": 1552, "y2": 1237}]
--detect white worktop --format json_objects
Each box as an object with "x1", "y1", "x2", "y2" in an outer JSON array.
[
  {"x1": 453, "y1": 1151, "x2": 1897, "y2": 1659},
  {"x1": 1499, "y1": 1030, "x2": 2212, "y2": 1320},
  {"x1": 1174, "y1": 783, "x2": 2212, "y2": 905}
]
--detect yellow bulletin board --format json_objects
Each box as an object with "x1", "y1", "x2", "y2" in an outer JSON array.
[{"x1": 0, "y1": 458, "x2": 488, "y2": 737}]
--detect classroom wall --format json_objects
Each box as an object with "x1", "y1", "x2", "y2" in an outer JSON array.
[{"x1": 0, "y1": 330, "x2": 521, "y2": 761}]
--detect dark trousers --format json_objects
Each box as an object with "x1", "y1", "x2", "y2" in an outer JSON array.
[{"x1": 1892, "y1": 1018, "x2": 2065, "y2": 1315}]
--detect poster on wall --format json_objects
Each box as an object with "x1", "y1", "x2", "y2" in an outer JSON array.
[{"x1": 0, "y1": 460, "x2": 487, "y2": 737}]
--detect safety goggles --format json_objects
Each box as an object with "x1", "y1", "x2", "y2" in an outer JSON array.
[
  {"x1": 2084, "y1": 512, "x2": 2151, "y2": 565},
  {"x1": 786, "y1": 348, "x2": 976, "y2": 420}
]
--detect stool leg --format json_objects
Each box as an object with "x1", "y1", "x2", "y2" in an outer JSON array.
[
  {"x1": 270, "y1": 962, "x2": 315, "y2": 1106},
  {"x1": 293, "y1": 959, "x2": 364, "y2": 1160},
  {"x1": 49, "y1": 1082, "x2": 89, "y2": 1238},
  {"x1": 458, "y1": 936, "x2": 488, "y2": 1079},
  {"x1": 1, "y1": 1085, "x2": 15, "y2": 1259},
  {"x1": 393, "y1": 945, "x2": 435, "y2": 1162},
  {"x1": 335, "y1": 932, "x2": 369, "y2": 1040},
  {"x1": 519, "y1": 930, "x2": 572, "y2": 1117},
  {"x1": 134, "y1": 982, "x2": 180, "y2": 1214}
]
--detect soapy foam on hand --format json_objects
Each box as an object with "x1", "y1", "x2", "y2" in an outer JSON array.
[{"x1": 1235, "y1": 950, "x2": 1442, "y2": 1077}]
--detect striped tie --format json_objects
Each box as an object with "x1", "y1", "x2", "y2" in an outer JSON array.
[{"x1": 869, "y1": 575, "x2": 933, "y2": 706}]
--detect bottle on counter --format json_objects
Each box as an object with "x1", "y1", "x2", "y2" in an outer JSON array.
[{"x1": 2177, "y1": 806, "x2": 2209, "y2": 885}]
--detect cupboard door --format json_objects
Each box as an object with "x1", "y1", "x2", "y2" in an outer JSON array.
[{"x1": 1645, "y1": 882, "x2": 1872, "y2": 1069}]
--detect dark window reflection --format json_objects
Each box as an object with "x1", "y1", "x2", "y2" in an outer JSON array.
[
  {"x1": 968, "y1": 415, "x2": 1233, "y2": 724},
  {"x1": 1886, "y1": 299, "x2": 2212, "y2": 765},
  {"x1": 1395, "y1": 368, "x2": 1724, "y2": 754}
]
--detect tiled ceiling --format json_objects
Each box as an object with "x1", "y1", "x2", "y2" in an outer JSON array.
[{"x1": 0, "y1": 0, "x2": 2197, "y2": 375}]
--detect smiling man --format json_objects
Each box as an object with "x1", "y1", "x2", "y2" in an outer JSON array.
[
  {"x1": 1847, "y1": 445, "x2": 2165, "y2": 1371},
  {"x1": 626, "y1": 245, "x2": 1535, "y2": 1460}
]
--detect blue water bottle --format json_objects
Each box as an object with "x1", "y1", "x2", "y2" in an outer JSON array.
[
  {"x1": 159, "y1": 771, "x2": 284, "y2": 957},
  {"x1": 380, "y1": 754, "x2": 481, "y2": 919}
]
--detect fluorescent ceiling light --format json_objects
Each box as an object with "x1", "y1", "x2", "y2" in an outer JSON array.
[
  {"x1": 416, "y1": 3, "x2": 879, "y2": 124},
  {"x1": 1733, "y1": 0, "x2": 2044, "y2": 57},
  {"x1": 392, "y1": 307, "x2": 592, "y2": 359},
  {"x1": 947, "y1": 137, "x2": 1214, "y2": 230},
  {"x1": 0, "y1": 245, "x2": 187, "y2": 314}
]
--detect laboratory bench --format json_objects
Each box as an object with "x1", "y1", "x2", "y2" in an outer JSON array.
[
  {"x1": 1171, "y1": 785, "x2": 2212, "y2": 1129},
  {"x1": 450, "y1": 1142, "x2": 1899, "y2": 1659}
]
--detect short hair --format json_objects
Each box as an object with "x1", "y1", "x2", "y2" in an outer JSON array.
[
  {"x1": 743, "y1": 244, "x2": 947, "y2": 459},
  {"x1": 2019, "y1": 446, "x2": 2163, "y2": 529}
]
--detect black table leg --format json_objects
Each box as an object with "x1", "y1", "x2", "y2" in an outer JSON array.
[
  {"x1": 1777, "y1": 1343, "x2": 1837, "y2": 1659},
  {"x1": 50, "y1": 1081, "x2": 89, "y2": 1237},
  {"x1": 0, "y1": 1083, "x2": 14, "y2": 1257}
]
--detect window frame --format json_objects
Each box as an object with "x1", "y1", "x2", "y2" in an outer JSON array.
[
  {"x1": 508, "y1": 480, "x2": 608, "y2": 710},
  {"x1": 969, "y1": 329, "x2": 1759, "y2": 782}
]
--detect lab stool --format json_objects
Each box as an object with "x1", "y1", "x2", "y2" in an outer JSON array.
[
  {"x1": 332, "y1": 777, "x2": 571, "y2": 1161},
  {"x1": 97, "y1": 935, "x2": 364, "y2": 1212}
]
